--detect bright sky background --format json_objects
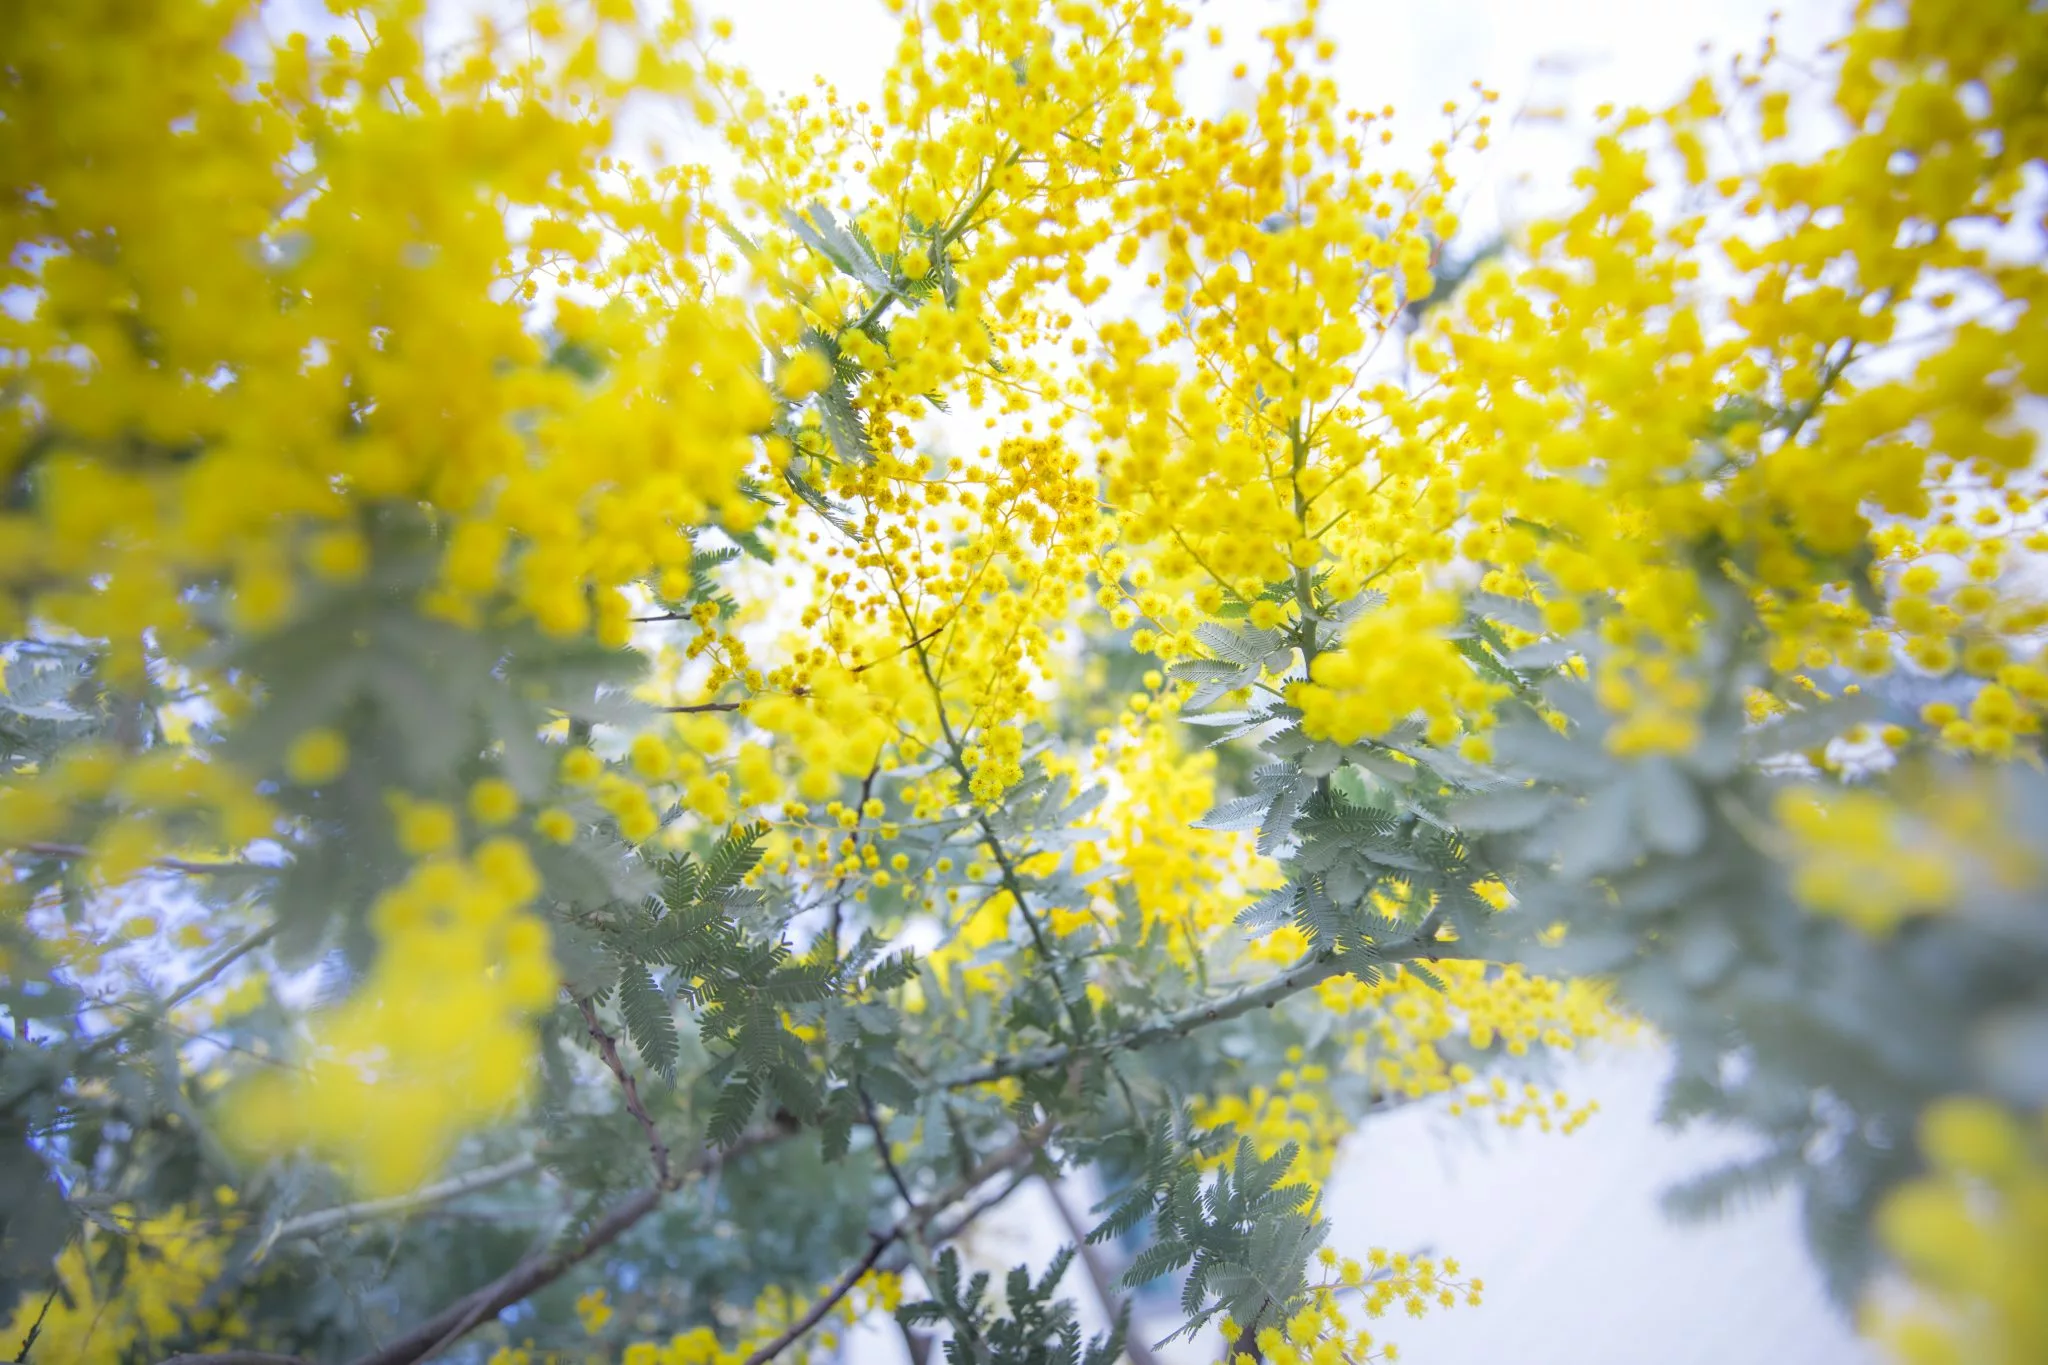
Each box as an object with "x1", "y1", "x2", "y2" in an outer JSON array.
[{"x1": 705, "y1": 0, "x2": 1848, "y2": 234}]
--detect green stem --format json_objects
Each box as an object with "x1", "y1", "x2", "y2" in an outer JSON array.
[{"x1": 844, "y1": 149, "x2": 1018, "y2": 340}]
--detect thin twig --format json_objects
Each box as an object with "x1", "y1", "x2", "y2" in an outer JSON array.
[
  {"x1": 272, "y1": 1154, "x2": 540, "y2": 1241},
  {"x1": 1041, "y1": 1176, "x2": 1161, "y2": 1365},
  {"x1": 915, "y1": 1162, "x2": 1034, "y2": 1250},
  {"x1": 158, "y1": 926, "x2": 282, "y2": 1015},
  {"x1": 937, "y1": 924, "x2": 1464, "y2": 1089},
  {"x1": 741, "y1": 1126, "x2": 1053, "y2": 1365},
  {"x1": 891, "y1": 600, "x2": 1092, "y2": 1047},
  {"x1": 345, "y1": 1123, "x2": 794, "y2": 1365},
  {"x1": 656, "y1": 702, "x2": 745, "y2": 714},
  {"x1": 847, "y1": 622, "x2": 945, "y2": 675},
  {"x1": 15, "y1": 841, "x2": 270, "y2": 877},
  {"x1": 860, "y1": 1085, "x2": 917, "y2": 1208},
  {"x1": 576, "y1": 998, "x2": 673, "y2": 1189},
  {"x1": 75, "y1": 924, "x2": 281, "y2": 1067},
  {"x1": 11, "y1": 1282, "x2": 58, "y2": 1363},
  {"x1": 736, "y1": 1233, "x2": 894, "y2": 1365},
  {"x1": 829, "y1": 763, "x2": 883, "y2": 949}
]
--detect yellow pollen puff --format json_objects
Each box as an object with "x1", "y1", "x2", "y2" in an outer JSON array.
[
  {"x1": 285, "y1": 729, "x2": 348, "y2": 785},
  {"x1": 391, "y1": 796, "x2": 460, "y2": 856},
  {"x1": 534, "y1": 807, "x2": 578, "y2": 844},
  {"x1": 630, "y1": 733, "x2": 674, "y2": 781},
  {"x1": 306, "y1": 526, "x2": 369, "y2": 582},
  {"x1": 469, "y1": 778, "x2": 521, "y2": 827},
  {"x1": 777, "y1": 347, "x2": 834, "y2": 400},
  {"x1": 561, "y1": 747, "x2": 605, "y2": 786}
]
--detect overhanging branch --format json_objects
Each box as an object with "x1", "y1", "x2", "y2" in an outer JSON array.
[
  {"x1": 270, "y1": 1154, "x2": 541, "y2": 1242},
  {"x1": 344, "y1": 1122, "x2": 794, "y2": 1365},
  {"x1": 936, "y1": 921, "x2": 1467, "y2": 1090},
  {"x1": 739, "y1": 1124, "x2": 1050, "y2": 1365},
  {"x1": 577, "y1": 997, "x2": 673, "y2": 1188}
]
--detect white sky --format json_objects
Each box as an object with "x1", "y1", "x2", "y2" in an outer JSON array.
[{"x1": 707, "y1": 0, "x2": 1852, "y2": 235}]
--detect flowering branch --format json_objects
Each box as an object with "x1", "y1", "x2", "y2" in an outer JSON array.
[
  {"x1": 736, "y1": 1233, "x2": 893, "y2": 1365},
  {"x1": 937, "y1": 917, "x2": 1466, "y2": 1090}
]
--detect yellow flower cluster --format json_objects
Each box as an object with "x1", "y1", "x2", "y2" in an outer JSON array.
[
  {"x1": 4, "y1": 0, "x2": 784, "y2": 1194},
  {"x1": 490, "y1": 1267, "x2": 906, "y2": 1365},
  {"x1": 1318, "y1": 961, "x2": 1623, "y2": 1126},
  {"x1": 0, "y1": 1204, "x2": 242, "y2": 1361},
  {"x1": 684, "y1": 0, "x2": 1198, "y2": 813},
  {"x1": 1086, "y1": 16, "x2": 1484, "y2": 597},
  {"x1": 1226, "y1": 1247, "x2": 1483, "y2": 1365},
  {"x1": 920, "y1": 706, "x2": 1282, "y2": 998},
  {"x1": 226, "y1": 838, "x2": 553, "y2": 1194},
  {"x1": 1776, "y1": 767, "x2": 2040, "y2": 936},
  {"x1": 1448, "y1": 1078, "x2": 1601, "y2": 1138},
  {"x1": 0, "y1": 742, "x2": 274, "y2": 882},
  {"x1": 797, "y1": 430, "x2": 1104, "y2": 805},
  {"x1": 1071, "y1": 11, "x2": 1507, "y2": 756},
  {"x1": 1194, "y1": 1061, "x2": 1352, "y2": 1183},
  {"x1": 1867, "y1": 1098, "x2": 2048, "y2": 1365},
  {"x1": 1776, "y1": 788, "x2": 1958, "y2": 933},
  {"x1": 1083, "y1": 712, "x2": 1285, "y2": 962},
  {"x1": 749, "y1": 662, "x2": 906, "y2": 803},
  {"x1": 577, "y1": 1287, "x2": 617, "y2": 1336},
  {"x1": 1416, "y1": 0, "x2": 2048, "y2": 745},
  {"x1": 1293, "y1": 590, "x2": 1505, "y2": 753},
  {"x1": 1193, "y1": 960, "x2": 1620, "y2": 1186},
  {"x1": 5, "y1": 0, "x2": 766, "y2": 664}
]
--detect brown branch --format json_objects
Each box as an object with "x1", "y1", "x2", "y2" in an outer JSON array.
[
  {"x1": 1226, "y1": 1299, "x2": 1272, "y2": 1365},
  {"x1": 14, "y1": 841, "x2": 269, "y2": 877},
  {"x1": 847, "y1": 621, "x2": 945, "y2": 675},
  {"x1": 345, "y1": 1123, "x2": 793, "y2": 1365},
  {"x1": 898, "y1": 1322, "x2": 936, "y2": 1365},
  {"x1": 741, "y1": 1126, "x2": 1052, "y2": 1365},
  {"x1": 159, "y1": 1355, "x2": 312, "y2": 1365},
  {"x1": 576, "y1": 997, "x2": 673, "y2": 1188},
  {"x1": 938, "y1": 921, "x2": 1464, "y2": 1090},
  {"x1": 736, "y1": 1232, "x2": 894, "y2": 1365},
  {"x1": 1041, "y1": 1177, "x2": 1161, "y2": 1365},
  {"x1": 656, "y1": 701, "x2": 744, "y2": 714},
  {"x1": 918, "y1": 1163, "x2": 1034, "y2": 1248}
]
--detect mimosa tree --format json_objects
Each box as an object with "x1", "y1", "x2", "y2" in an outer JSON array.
[{"x1": 2, "y1": 2, "x2": 2044, "y2": 1362}]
